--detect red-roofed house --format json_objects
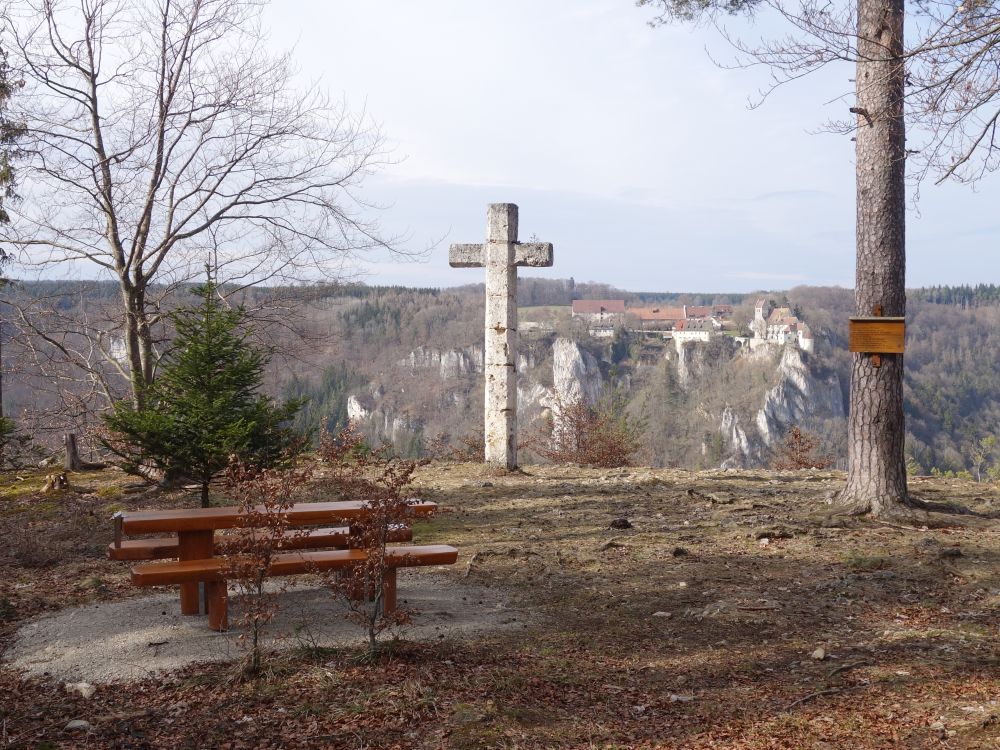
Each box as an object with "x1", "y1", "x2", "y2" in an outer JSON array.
[
  {"x1": 571, "y1": 299, "x2": 626, "y2": 334},
  {"x1": 672, "y1": 318, "x2": 714, "y2": 342},
  {"x1": 629, "y1": 306, "x2": 686, "y2": 331},
  {"x1": 571, "y1": 299, "x2": 626, "y2": 316}
]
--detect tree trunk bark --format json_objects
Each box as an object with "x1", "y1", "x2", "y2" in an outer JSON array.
[
  {"x1": 64, "y1": 432, "x2": 82, "y2": 471},
  {"x1": 1, "y1": 311, "x2": 5, "y2": 468},
  {"x1": 121, "y1": 282, "x2": 153, "y2": 409},
  {"x1": 838, "y1": 0, "x2": 910, "y2": 516},
  {"x1": 201, "y1": 479, "x2": 210, "y2": 508}
]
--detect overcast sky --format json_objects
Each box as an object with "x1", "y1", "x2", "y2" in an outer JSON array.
[{"x1": 264, "y1": 1, "x2": 997, "y2": 294}]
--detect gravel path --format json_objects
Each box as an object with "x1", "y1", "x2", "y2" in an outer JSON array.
[{"x1": 5, "y1": 571, "x2": 524, "y2": 683}]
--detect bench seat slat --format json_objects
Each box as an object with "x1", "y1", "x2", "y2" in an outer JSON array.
[
  {"x1": 121, "y1": 500, "x2": 437, "y2": 534},
  {"x1": 131, "y1": 545, "x2": 459, "y2": 586},
  {"x1": 108, "y1": 538, "x2": 182, "y2": 561},
  {"x1": 107, "y1": 525, "x2": 413, "y2": 561}
]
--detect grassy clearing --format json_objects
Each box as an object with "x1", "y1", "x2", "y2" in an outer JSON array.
[{"x1": 1, "y1": 462, "x2": 999, "y2": 748}]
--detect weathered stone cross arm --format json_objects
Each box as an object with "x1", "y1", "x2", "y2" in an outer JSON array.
[
  {"x1": 448, "y1": 203, "x2": 553, "y2": 268},
  {"x1": 449, "y1": 242, "x2": 554, "y2": 268}
]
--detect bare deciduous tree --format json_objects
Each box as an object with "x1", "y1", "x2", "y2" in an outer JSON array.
[
  {"x1": 3, "y1": 0, "x2": 396, "y2": 408},
  {"x1": 908, "y1": 2, "x2": 1000, "y2": 185}
]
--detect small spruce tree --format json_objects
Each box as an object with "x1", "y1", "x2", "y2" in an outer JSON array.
[{"x1": 104, "y1": 275, "x2": 305, "y2": 506}]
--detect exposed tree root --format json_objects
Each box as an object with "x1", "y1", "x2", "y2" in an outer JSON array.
[
  {"x1": 905, "y1": 494, "x2": 986, "y2": 516},
  {"x1": 829, "y1": 490, "x2": 996, "y2": 528}
]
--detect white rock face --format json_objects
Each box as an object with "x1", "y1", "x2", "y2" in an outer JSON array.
[
  {"x1": 346, "y1": 395, "x2": 371, "y2": 423},
  {"x1": 400, "y1": 346, "x2": 483, "y2": 379},
  {"x1": 742, "y1": 340, "x2": 780, "y2": 360},
  {"x1": 754, "y1": 347, "x2": 844, "y2": 446},
  {"x1": 439, "y1": 347, "x2": 484, "y2": 379},
  {"x1": 720, "y1": 406, "x2": 751, "y2": 458},
  {"x1": 346, "y1": 395, "x2": 421, "y2": 447},
  {"x1": 552, "y1": 338, "x2": 603, "y2": 406},
  {"x1": 674, "y1": 337, "x2": 691, "y2": 388},
  {"x1": 390, "y1": 415, "x2": 420, "y2": 444},
  {"x1": 518, "y1": 382, "x2": 552, "y2": 414},
  {"x1": 400, "y1": 346, "x2": 439, "y2": 371}
]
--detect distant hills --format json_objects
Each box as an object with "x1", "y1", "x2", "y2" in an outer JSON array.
[{"x1": 6, "y1": 278, "x2": 1000, "y2": 477}]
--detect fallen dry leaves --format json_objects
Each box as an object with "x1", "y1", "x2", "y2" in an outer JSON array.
[{"x1": 1, "y1": 463, "x2": 999, "y2": 749}]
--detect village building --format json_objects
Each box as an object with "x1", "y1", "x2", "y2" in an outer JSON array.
[
  {"x1": 684, "y1": 304, "x2": 733, "y2": 319},
  {"x1": 629, "y1": 304, "x2": 732, "y2": 335},
  {"x1": 671, "y1": 318, "x2": 714, "y2": 342},
  {"x1": 629, "y1": 306, "x2": 686, "y2": 332},
  {"x1": 571, "y1": 299, "x2": 626, "y2": 329},
  {"x1": 751, "y1": 297, "x2": 815, "y2": 352},
  {"x1": 570, "y1": 298, "x2": 735, "y2": 341}
]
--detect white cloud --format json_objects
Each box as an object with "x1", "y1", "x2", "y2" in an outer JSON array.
[{"x1": 256, "y1": 2, "x2": 1000, "y2": 291}]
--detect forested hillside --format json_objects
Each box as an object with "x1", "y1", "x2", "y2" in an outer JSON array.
[{"x1": 5, "y1": 279, "x2": 1000, "y2": 476}]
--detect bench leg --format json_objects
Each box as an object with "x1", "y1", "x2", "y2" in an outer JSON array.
[
  {"x1": 177, "y1": 530, "x2": 214, "y2": 615},
  {"x1": 381, "y1": 568, "x2": 397, "y2": 614},
  {"x1": 207, "y1": 581, "x2": 228, "y2": 631},
  {"x1": 340, "y1": 567, "x2": 396, "y2": 613},
  {"x1": 179, "y1": 583, "x2": 201, "y2": 615}
]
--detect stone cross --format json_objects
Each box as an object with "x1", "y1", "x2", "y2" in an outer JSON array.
[{"x1": 450, "y1": 204, "x2": 553, "y2": 469}]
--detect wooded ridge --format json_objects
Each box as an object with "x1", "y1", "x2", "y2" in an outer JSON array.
[{"x1": 6, "y1": 279, "x2": 1000, "y2": 476}]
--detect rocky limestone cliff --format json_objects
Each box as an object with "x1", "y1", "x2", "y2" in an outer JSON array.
[
  {"x1": 399, "y1": 346, "x2": 484, "y2": 379},
  {"x1": 754, "y1": 346, "x2": 844, "y2": 447},
  {"x1": 552, "y1": 338, "x2": 603, "y2": 406},
  {"x1": 347, "y1": 394, "x2": 423, "y2": 447},
  {"x1": 673, "y1": 337, "x2": 692, "y2": 388},
  {"x1": 701, "y1": 343, "x2": 845, "y2": 468},
  {"x1": 347, "y1": 334, "x2": 845, "y2": 468},
  {"x1": 352, "y1": 337, "x2": 607, "y2": 456},
  {"x1": 719, "y1": 406, "x2": 752, "y2": 465}
]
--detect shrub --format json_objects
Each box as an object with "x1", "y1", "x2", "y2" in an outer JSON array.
[
  {"x1": 770, "y1": 426, "x2": 832, "y2": 470},
  {"x1": 425, "y1": 431, "x2": 485, "y2": 462},
  {"x1": 534, "y1": 388, "x2": 644, "y2": 468},
  {"x1": 223, "y1": 460, "x2": 313, "y2": 679},
  {"x1": 316, "y1": 424, "x2": 419, "y2": 657}
]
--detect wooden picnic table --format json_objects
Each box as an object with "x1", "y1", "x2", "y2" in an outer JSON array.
[{"x1": 116, "y1": 499, "x2": 438, "y2": 616}]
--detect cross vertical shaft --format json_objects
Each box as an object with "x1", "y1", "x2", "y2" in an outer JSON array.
[
  {"x1": 449, "y1": 203, "x2": 553, "y2": 470},
  {"x1": 484, "y1": 204, "x2": 518, "y2": 469}
]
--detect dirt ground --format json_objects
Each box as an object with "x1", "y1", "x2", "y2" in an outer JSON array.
[
  {"x1": 7, "y1": 575, "x2": 522, "y2": 683},
  {"x1": 1, "y1": 462, "x2": 999, "y2": 749}
]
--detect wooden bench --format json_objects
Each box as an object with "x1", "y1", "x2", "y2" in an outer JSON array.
[
  {"x1": 107, "y1": 525, "x2": 413, "y2": 561},
  {"x1": 131, "y1": 545, "x2": 459, "y2": 630},
  {"x1": 113, "y1": 500, "x2": 440, "y2": 616},
  {"x1": 113, "y1": 500, "x2": 457, "y2": 629}
]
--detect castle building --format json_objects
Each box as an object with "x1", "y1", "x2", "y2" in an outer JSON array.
[{"x1": 751, "y1": 298, "x2": 814, "y2": 353}]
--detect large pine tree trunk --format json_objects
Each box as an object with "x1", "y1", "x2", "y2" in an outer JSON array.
[{"x1": 838, "y1": 0, "x2": 910, "y2": 516}]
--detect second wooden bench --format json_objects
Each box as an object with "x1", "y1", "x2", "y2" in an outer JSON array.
[
  {"x1": 107, "y1": 525, "x2": 413, "y2": 561},
  {"x1": 131, "y1": 544, "x2": 459, "y2": 630}
]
